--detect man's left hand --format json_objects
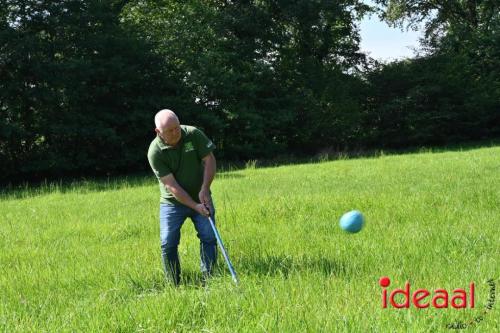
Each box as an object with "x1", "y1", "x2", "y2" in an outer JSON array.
[{"x1": 199, "y1": 188, "x2": 212, "y2": 213}]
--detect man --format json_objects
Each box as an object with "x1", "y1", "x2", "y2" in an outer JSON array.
[{"x1": 147, "y1": 109, "x2": 217, "y2": 285}]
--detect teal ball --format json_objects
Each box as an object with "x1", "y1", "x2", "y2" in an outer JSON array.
[{"x1": 339, "y1": 210, "x2": 365, "y2": 233}]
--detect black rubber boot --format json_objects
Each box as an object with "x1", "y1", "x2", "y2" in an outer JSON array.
[{"x1": 161, "y1": 246, "x2": 181, "y2": 286}]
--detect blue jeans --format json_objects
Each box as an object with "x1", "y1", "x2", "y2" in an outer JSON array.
[{"x1": 159, "y1": 203, "x2": 217, "y2": 285}]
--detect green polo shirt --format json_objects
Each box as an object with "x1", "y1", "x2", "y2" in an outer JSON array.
[{"x1": 147, "y1": 125, "x2": 216, "y2": 204}]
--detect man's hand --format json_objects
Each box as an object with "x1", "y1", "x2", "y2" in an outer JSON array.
[
  {"x1": 161, "y1": 174, "x2": 208, "y2": 215},
  {"x1": 198, "y1": 187, "x2": 211, "y2": 207},
  {"x1": 194, "y1": 203, "x2": 210, "y2": 217},
  {"x1": 200, "y1": 153, "x2": 216, "y2": 215}
]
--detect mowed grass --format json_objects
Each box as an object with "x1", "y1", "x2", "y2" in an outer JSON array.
[{"x1": 1, "y1": 146, "x2": 499, "y2": 332}]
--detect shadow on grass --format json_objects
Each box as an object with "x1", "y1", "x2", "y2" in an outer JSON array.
[
  {"x1": 220, "y1": 139, "x2": 500, "y2": 171},
  {"x1": 0, "y1": 171, "x2": 245, "y2": 200},
  {"x1": 2, "y1": 139, "x2": 498, "y2": 200},
  {"x1": 127, "y1": 265, "x2": 230, "y2": 292},
  {"x1": 127, "y1": 272, "x2": 168, "y2": 294},
  {"x1": 0, "y1": 174, "x2": 154, "y2": 200},
  {"x1": 237, "y1": 254, "x2": 349, "y2": 278},
  {"x1": 126, "y1": 255, "x2": 350, "y2": 293}
]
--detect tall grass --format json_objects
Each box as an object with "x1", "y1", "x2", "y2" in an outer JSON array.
[{"x1": 1, "y1": 146, "x2": 499, "y2": 332}]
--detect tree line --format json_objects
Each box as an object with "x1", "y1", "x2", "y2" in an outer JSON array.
[{"x1": 1, "y1": 0, "x2": 498, "y2": 183}]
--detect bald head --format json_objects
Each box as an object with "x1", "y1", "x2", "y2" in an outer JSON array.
[
  {"x1": 155, "y1": 109, "x2": 179, "y2": 130},
  {"x1": 154, "y1": 109, "x2": 182, "y2": 146}
]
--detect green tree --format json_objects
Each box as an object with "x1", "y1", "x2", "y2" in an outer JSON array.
[
  {"x1": 364, "y1": 0, "x2": 500, "y2": 147},
  {"x1": 0, "y1": 0, "x2": 181, "y2": 182},
  {"x1": 123, "y1": 0, "x2": 370, "y2": 158},
  {"x1": 373, "y1": 0, "x2": 498, "y2": 36}
]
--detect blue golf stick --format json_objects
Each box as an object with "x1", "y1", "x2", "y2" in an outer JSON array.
[{"x1": 206, "y1": 212, "x2": 239, "y2": 285}]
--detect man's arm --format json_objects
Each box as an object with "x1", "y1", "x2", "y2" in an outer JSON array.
[
  {"x1": 160, "y1": 174, "x2": 209, "y2": 216},
  {"x1": 199, "y1": 152, "x2": 216, "y2": 209}
]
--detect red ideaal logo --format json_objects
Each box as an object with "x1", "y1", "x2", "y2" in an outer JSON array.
[{"x1": 379, "y1": 277, "x2": 475, "y2": 309}]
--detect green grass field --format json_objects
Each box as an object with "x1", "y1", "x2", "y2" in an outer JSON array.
[{"x1": 1, "y1": 146, "x2": 499, "y2": 332}]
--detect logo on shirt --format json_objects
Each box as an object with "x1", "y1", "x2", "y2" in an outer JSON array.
[
  {"x1": 184, "y1": 142, "x2": 195, "y2": 152},
  {"x1": 207, "y1": 142, "x2": 214, "y2": 148}
]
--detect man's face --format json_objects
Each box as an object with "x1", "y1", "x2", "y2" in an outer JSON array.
[{"x1": 157, "y1": 119, "x2": 181, "y2": 146}]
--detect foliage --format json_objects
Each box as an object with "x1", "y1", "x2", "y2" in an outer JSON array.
[
  {"x1": 0, "y1": 0, "x2": 182, "y2": 181},
  {"x1": 0, "y1": 0, "x2": 498, "y2": 182},
  {"x1": 364, "y1": 0, "x2": 500, "y2": 148},
  {"x1": 122, "y1": 0, "x2": 370, "y2": 158}
]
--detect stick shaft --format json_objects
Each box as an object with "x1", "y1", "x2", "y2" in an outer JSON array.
[{"x1": 207, "y1": 216, "x2": 238, "y2": 284}]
